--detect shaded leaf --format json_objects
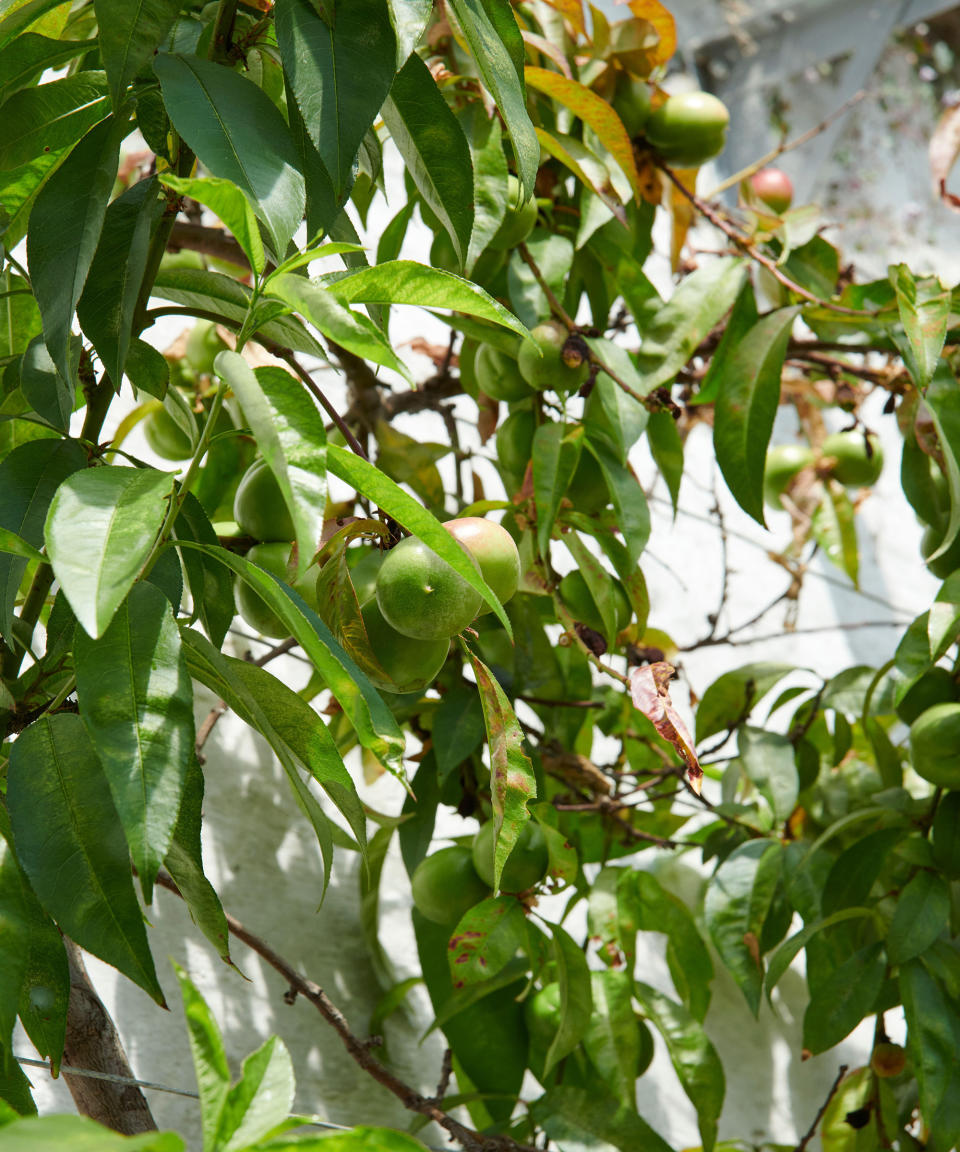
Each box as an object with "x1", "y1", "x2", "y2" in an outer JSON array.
[
  {"x1": 886, "y1": 870, "x2": 950, "y2": 965},
  {"x1": 531, "y1": 1082, "x2": 674, "y2": 1152},
  {"x1": 544, "y1": 921, "x2": 593, "y2": 1076},
  {"x1": 802, "y1": 942, "x2": 885, "y2": 1054},
  {"x1": 0, "y1": 72, "x2": 110, "y2": 169},
  {"x1": 94, "y1": 0, "x2": 181, "y2": 110}
]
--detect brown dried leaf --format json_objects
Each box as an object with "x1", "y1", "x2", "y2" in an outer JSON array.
[
  {"x1": 930, "y1": 102, "x2": 960, "y2": 212},
  {"x1": 628, "y1": 662, "x2": 702, "y2": 793}
]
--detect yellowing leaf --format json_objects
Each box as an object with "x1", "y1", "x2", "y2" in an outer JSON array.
[
  {"x1": 621, "y1": 0, "x2": 677, "y2": 67},
  {"x1": 538, "y1": 0, "x2": 586, "y2": 38},
  {"x1": 524, "y1": 66, "x2": 641, "y2": 200}
]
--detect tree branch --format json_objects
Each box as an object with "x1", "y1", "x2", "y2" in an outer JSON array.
[
  {"x1": 793, "y1": 1064, "x2": 848, "y2": 1152},
  {"x1": 154, "y1": 872, "x2": 538, "y2": 1152}
]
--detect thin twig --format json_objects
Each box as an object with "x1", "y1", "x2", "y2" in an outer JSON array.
[
  {"x1": 794, "y1": 1064, "x2": 849, "y2": 1152},
  {"x1": 154, "y1": 872, "x2": 538, "y2": 1152},
  {"x1": 518, "y1": 243, "x2": 576, "y2": 330},
  {"x1": 266, "y1": 345, "x2": 370, "y2": 461}
]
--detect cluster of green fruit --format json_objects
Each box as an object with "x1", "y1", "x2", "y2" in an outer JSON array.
[
  {"x1": 357, "y1": 517, "x2": 522, "y2": 694},
  {"x1": 763, "y1": 430, "x2": 885, "y2": 510},
  {"x1": 411, "y1": 820, "x2": 549, "y2": 925},
  {"x1": 613, "y1": 74, "x2": 730, "y2": 168}
]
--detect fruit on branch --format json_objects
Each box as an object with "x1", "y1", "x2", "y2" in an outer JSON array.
[
  {"x1": 559, "y1": 570, "x2": 631, "y2": 636},
  {"x1": 746, "y1": 167, "x2": 794, "y2": 213},
  {"x1": 376, "y1": 535, "x2": 483, "y2": 640},
  {"x1": 233, "y1": 458, "x2": 296, "y2": 542},
  {"x1": 870, "y1": 1043, "x2": 907, "y2": 1079},
  {"x1": 910, "y1": 702, "x2": 960, "y2": 788},
  {"x1": 185, "y1": 320, "x2": 229, "y2": 376},
  {"x1": 234, "y1": 542, "x2": 296, "y2": 639},
  {"x1": 471, "y1": 819, "x2": 548, "y2": 891},
  {"x1": 820, "y1": 430, "x2": 884, "y2": 487},
  {"x1": 518, "y1": 322, "x2": 590, "y2": 394},
  {"x1": 496, "y1": 409, "x2": 536, "y2": 480},
  {"x1": 143, "y1": 406, "x2": 195, "y2": 461},
  {"x1": 360, "y1": 599, "x2": 449, "y2": 694},
  {"x1": 763, "y1": 443, "x2": 815, "y2": 509},
  {"x1": 410, "y1": 846, "x2": 490, "y2": 925},
  {"x1": 444, "y1": 517, "x2": 521, "y2": 611},
  {"x1": 645, "y1": 90, "x2": 730, "y2": 167},
  {"x1": 613, "y1": 73, "x2": 652, "y2": 137},
  {"x1": 475, "y1": 341, "x2": 533, "y2": 403},
  {"x1": 895, "y1": 666, "x2": 957, "y2": 725},
  {"x1": 489, "y1": 175, "x2": 538, "y2": 251}
]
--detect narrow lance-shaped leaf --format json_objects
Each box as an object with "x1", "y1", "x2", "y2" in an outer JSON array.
[
  {"x1": 446, "y1": 0, "x2": 538, "y2": 199},
  {"x1": 738, "y1": 725, "x2": 798, "y2": 824},
  {"x1": 886, "y1": 870, "x2": 951, "y2": 965},
  {"x1": 890, "y1": 262, "x2": 950, "y2": 390},
  {"x1": 153, "y1": 53, "x2": 305, "y2": 257},
  {"x1": 275, "y1": 0, "x2": 396, "y2": 205},
  {"x1": 467, "y1": 649, "x2": 537, "y2": 891},
  {"x1": 802, "y1": 942, "x2": 886, "y2": 1054},
  {"x1": 583, "y1": 969, "x2": 641, "y2": 1104},
  {"x1": 635, "y1": 983, "x2": 724, "y2": 1152},
  {"x1": 45, "y1": 466, "x2": 174, "y2": 639},
  {"x1": 159, "y1": 174, "x2": 264, "y2": 277},
  {"x1": 381, "y1": 51, "x2": 473, "y2": 268},
  {"x1": 26, "y1": 113, "x2": 126, "y2": 380},
  {"x1": 810, "y1": 477, "x2": 859, "y2": 587},
  {"x1": 7, "y1": 714, "x2": 165, "y2": 1005},
  {"x1": 0, "y1": 72, "x2": 110, "y2": 169},
  {"x1": 77, "y1": 175, "x2": 163, "y2": 388},
  {"x1": 214, "y1": 354, "x2": 326, "y2": 576},
  {"x1": 544, "y1": 921, "x2": 593, "y2": 1076},
  {"x1": 713, "y1": 305, "x2": 801, "y2": 526},
  {"x1": 536, "y1": 127, "x2": 626, "y2": 225},
  {"x1": 74, "y1": 582, "x2": 194, "y2": 903},
  {"x1": 0, "y1": 34, "x2": 95, "y2": 106},
  {"x1": 216, "y1": 1035, "x2": 295, "y2": 1152},
  {"x1": 174, "y1": 964, "x2": 230, "y2": 1152},
  {"x1": 94, "y1": 0, "x2": 181, "y2": 110},
  {"x1": 901, "y1": 958, "x2": 960, "y2": 1148},
  {"x1": 533, "y1": 422, "x2": 582, "y2": 558},
  {"x1": 923, "y1": 359, "x2": 960, "y2": 563}
]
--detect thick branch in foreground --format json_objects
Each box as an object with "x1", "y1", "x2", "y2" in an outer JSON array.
[
  {"x1": 154, "y1": 872, "x2": 537, "y2": 1152},
  {"x1": 62, "y1": 939, "x2": 157, "y2": 1135}
]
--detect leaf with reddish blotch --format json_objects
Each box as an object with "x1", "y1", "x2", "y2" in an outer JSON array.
[
  {"x1": 623, "y1": 0, "x2": 677, "y2": 68},
  {"x1": 446, "y1": 895, "x2": 528, "y2": 988},
  {"x1": 524, "y1": 67, "x2": 641, "y2": 200},
  {"x1": 929, "y1": 102, "x2": 960, "y2": 212},
  {"x1": 468, "y1": 650, "x2": 537, "y2": 891},
  {"x1": 628, "y1": 661, "x2": 701, "y2": 793}
]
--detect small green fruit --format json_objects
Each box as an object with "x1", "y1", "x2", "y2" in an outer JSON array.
[
  {"x1": 896, "y1": 667, "x2": 957, "y2": 725},
  {"x1": 910, "y1": 702, "x2": 960, "y2": 788},
  {"x1": 646, "y1": 91, "x2": 730, "y2": 167},
  {"x1": 489, "y1": 176, "x2": 538, "y2": 251},
  {"x1": 234, "y1": 459, "x2": 295, "y2": 542},
  {"x1": 518, "y1": 322, "x2": 590, "y2": 394},
  {"x1": 235, "y1": 542, "x2": 295, "y2": 639},
  {"x1": 410, "y1": 846, "x2": 490, "y2": 925},
  {"x1": 763, "y1": 444, "x2": 815, "y2": 509},
  {"x1": 472, "y1": 820, "x2": 548, "y2": 891},
  {"x1": 870, "y1": 1043, "x2": 907, "y2": 1079},
  {"x1": 821, "y1": 431, "x2": 883, "y2": 487},
  {"x1": 143, "y1": 406, "x2": 195, "y2": 461},
  {"x1": 496, "y1": 410, "x2": 536, "y2": 478},
  {"x1": 360, "y1": 599, "x2": 449, "y2": 694},
  {"x1": 444, "y1": 517, "x2": 521, "y2": 612},
  {"x1": 185, "y1": 321, "x2": 229, "y2": 376},
  {"x1": 376, "y1": 536, "x2": 483, "y2": 640},
  {"x1": 475, "y1": 342, "x2": 532, "y2": 403}
]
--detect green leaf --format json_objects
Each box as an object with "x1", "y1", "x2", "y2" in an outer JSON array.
[
  {"x1": 74, "y1": 582, "x2": 193, "y2": 902},
  {"x1": 463, "y1": 107, "x2": 508, "y2": 271},
  {"x1": 94, "y1": 0, "x2": 181, "y2": 110},
  {"x1": 266, "y1": 274, "x2": 410, "y2": 379},
  {"x1": 26, "y1": 113, "x2": 126, "y2": 380},
  {"x1": 764, "y1": 907, "x2": 878, "y2": 1003},
  {"x1": 544, "y1": 921, "x2": 593, "y2": 1076},
  {"x1": 467, "y1": 650, "x2": 537, "y2": 891},
  {"x1": 163, "y1": 759, "x2": 230, "y2": 963},
  {"x1": 0, "y1": 72, "x2": 110, "y2": 169},
  {"x1": 588, "y1": 438, "x2": 650, "y2": 566},
  {"x1": 533, "y1": 422, "x2": 582, "y2": 558},
  {"x1": 802, "y1": 942, "x2": 885, "y2": 1054},
  {"x1": 258, "y1": 1128, "x2": 430, "y2": 1151},
  {"x1": 153, "y1": 53, "x2": 305, "y2": 256},
  {"x1": 646, "y1": 410, "x2": 683, "y2": 514},
  {"x1": 45, "y1": 465, "x2": 173, "y2": 639},
  {"x1": 7, "y1": 714, "x2": 165, "y2": 1004},
  {"x1": 218, "y1": 1035, "x2": 295, "y2": 1152},
  {"x1": 810, "y1": 477, "x2": 859, "y2": 586},
  {"x1": 886, "y1": 869, "x2": 951, "y2": 965},
  {"x1": 151, "y1": 266, "x2": 323, "y2": 356},
  {"x1": 922, "y1": 359, "x2": 960, "y2": 564},
  {"x1": 382, "y1": 52, "x2": 473, "y2": 267},
  {"x1": 327, "y1": 442, "x2": 510, "y2": 630},
  {"x1": 583, "y1": 969, "x2": 641, "y2": 1104},
  {"x1": 0, "y1": 437, "x2": 86, "y2": 641},
  {"x1": 695, "y1": 661, "x2": 795, "y2": 742},
  {"x1": 19, "y1": 333, "x2": 75, "y2": 431},
  {"x1": 0, "y1": 526, "x2": 42, "y2": 562},
  {"x1": 583, "y1": 341, "x2": 650, "y2": 461},
  {"x1": 446, "y1": 0, "x2": 537, "y2": 199},
  {"x1": 0, "y1": 832, "x2": 34, "y2": 1049},
  {"x1": 704, "y1": 839, "x2": 782, "y2": 1016},
  {"x1": 179, "y1": 550, "x2": 406, "y2": 779},
  {"x1": 822, "y1": 827, "x2": 905, "y2": 917},
  {"x1": 890, "y1": 263, "x2": 950, "y2": 390},
  {"x1": 0, "y1": 34, "x2": 93, "y2": 105},
  {"x1": 447, "y1": 895, "x2": 527, "y2": 988},
  {"x1": 124, "y1": 338, "x2": 170, "y2": 399},
  {"x1": 77, "y1": 175, "x2": 163, "y2": 388},
  {"x1": 738, "y1": 726, "x2": 798, "y2": 824},
  {"x1": 713, "y1": 305, "x2": 801, "y2": 525},
  {"x1": 635, "y1": 257, "x2": 747, "y2": 392},
  {"x1": 0, "y1": 1115, "x2": 184, "y2": 1150},
  {"x1": 175, "y1": 964, "x2": 230, "y2": 1152},
  {"x1": 0, "y1": 0, "x2": 73, "y2": 50},
  {"x1": 388, "y1": 0, "x2": 432, "y2": 63},
  {"x1": 214, "y1": 355, "x2": 326, "y2": 574},
  {"x1": 329, "y1": 259, "x2": 530, "y2": 342},
  {"x1": 275, "y1": 0, "x2": 396, "y2": 204},
  {"x1": 537, "y1": 127, "x2": 626, "y2": 225},
  {"x1": 171, "y1": 492, "x2": 235, "y2": 648},
  {"x1": 507, "y1": 230, "x2": 572, "y2": 328},
  {"x1": 158, "y1": 174, "x2": 264, "y2": 277},
  {"x1": 901, "y1": 958, "x2": 960, "y2": 1148},
  {"x1": 433, "y1": 681, "x2": 485, "y2": 784},
  {"x1": 525, "y1": 66, "x2": 640, "y2": 200},
  {"x1": 634, "y1": 982, "x2": 724, "y2": 1152},
  {"x1": 530, "y1": 1082, "x2": 674, "y2": 1152}
]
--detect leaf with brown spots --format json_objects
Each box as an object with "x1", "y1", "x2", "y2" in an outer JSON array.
[
  {"x1": 629, "y1": 661, "x2": 702, "y2": 793},
  {"x1": 446, "y1": 895, "x2": 528, "y2": 988}
]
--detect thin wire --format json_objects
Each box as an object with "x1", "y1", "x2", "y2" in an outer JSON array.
[{"x1": 14, "y1": 1056, "x2": 450, "y2": 1148}]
